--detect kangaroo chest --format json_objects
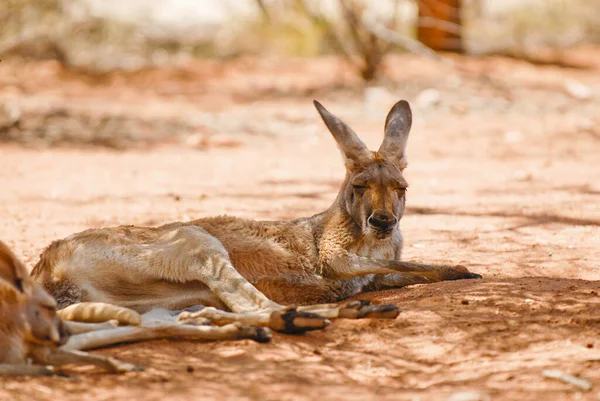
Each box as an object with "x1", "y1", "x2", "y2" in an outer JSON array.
[{"x1": 348, "y1": 232, "x2": 402, "y2": 261}]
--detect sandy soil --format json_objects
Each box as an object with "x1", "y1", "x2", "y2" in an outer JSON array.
[{"x1": 0, "y1": 48, "x2": 599, "y2": 400}]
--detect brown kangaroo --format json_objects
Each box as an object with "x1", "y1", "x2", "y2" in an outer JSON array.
[
  {"x1": 0, "y1": 240, "x2": 138, "y2": 375},
  {"x1": 31, "y1": 100, "x2": 481, "y2": 335}
]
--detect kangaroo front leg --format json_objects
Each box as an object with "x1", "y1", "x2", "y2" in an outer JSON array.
[
  {"x1": 385, "y1": 261, "x2": 482, "y2": 281},
  {"x1": 28, "y1": 347, "x2": 139, "y2": 373},
  {"x1": 0, "y1": 364, "x2": 54, "y2": 376},
  {"x1": 364, "y1": 273, "x2": 435, "y2": 292},
  {"x1": 326, "y1": 252, "x2": 482, "y2": 281},
  {"x1": 297, "y1": 300, "x2": 400, "y2": 320}
]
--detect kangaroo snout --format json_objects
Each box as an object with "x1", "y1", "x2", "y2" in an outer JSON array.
[
  {"x1": 28, "y1": 314, "x2": 69, "y2": 346},
  {"x1": 367, "y1": 210, "x2": 398, "y2": 232},
  {"x1": 57, "y1": 319, "x2": 72, "y2": 346}
]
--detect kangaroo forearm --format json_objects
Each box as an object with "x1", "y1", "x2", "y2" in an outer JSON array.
[
  {"x1": 324, "y1": 253, "x2": 449, "y2": 279},
  {"x1": 324, "y1": 253, "x2": 398, "y2": 278},
  {"x1": 0, "y1": 364, "x2": 54, "y2": 376}
]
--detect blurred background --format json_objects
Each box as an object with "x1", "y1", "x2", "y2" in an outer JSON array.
[
  {"x1": 1, "y1": 0, "x2": 599, "y2": 147},
  {"x1": 2, "y1": 0, "x2": 600, "y2": 73}
]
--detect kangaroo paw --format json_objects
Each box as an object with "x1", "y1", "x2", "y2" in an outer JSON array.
[
  {"x1": 238, "y1": 326, "x2": 273, "y2": 343},
  {"x1": 106, "y1": 357, "x2": 144, "y2": 373},
  {"x1": 444, "y1": 265, "x2": 483, "y2": 280},
  {"x1": 269, "y1": 309, "x2": 330, "y2": 334},
  {"x1": 338, "y1": 300, "x2": 401, "y2": 319}
]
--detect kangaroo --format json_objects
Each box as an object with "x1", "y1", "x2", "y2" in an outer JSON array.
[
  {"x1": 31, "y1": 100, "x2": 482, "y2": 334},
  {"x1": 0, "y1": 241, "x2": 138, "y2": 375}
]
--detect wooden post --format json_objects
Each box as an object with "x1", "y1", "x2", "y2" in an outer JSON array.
[{"x1": 417, "y1": 0, "x2": 464, "y2": 53}]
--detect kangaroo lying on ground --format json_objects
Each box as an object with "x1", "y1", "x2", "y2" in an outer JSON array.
[
  {"x1": 0, "y1": 241, "x2": 139, "y2": 375},
  {"x1": 31, "y1": 100, "x2": 481, "y2": 336}
]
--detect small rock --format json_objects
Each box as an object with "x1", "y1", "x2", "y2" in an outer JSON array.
[
  {"x1": 542, "y1": 369, "x2": 592, "y2": 391},
  {"x1": 0, "y1": 101, "x2": 21, "y2": 127},
  {"x1": 415, "y1": 88, "x2": 441, "y2": 109},
  {"x1": 564, "y1": 79, "x2": 593, "y2": 100},
  {"x1": 577, "y1": 118, "x2": 596, "y2": 132},
  {"x1": 183, "y1": 132, "x2": 208, "y2": 148},
  {"x1": 364, "y1": 86, "x2": 395, "y2": 114},
  {"x1": 503, "y1": 130, "x2": 523, "y2": 144},
  {"x1": 451, "y1": 103, "x2": 469, "y2": 115},
  {"x1": 447, "y1": 391, "x2": 490, "y2": 401},
  {"x1": 514, "y1": 170, "x2": 533, "y2": 181}
]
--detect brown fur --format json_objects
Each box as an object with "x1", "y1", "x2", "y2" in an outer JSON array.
[
  {"x1": 0, "y1": 241, "x2": 139, "y2": 375},
  {"x1": 31, "y1": 100, "x2": 481, "y2": 319},
  {"x1": 0, "y1": 241, "x2": 68, "y2": 365}
]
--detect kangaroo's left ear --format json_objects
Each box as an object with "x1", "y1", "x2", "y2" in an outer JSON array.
[
  {"x1": 378, "y1": 100, "x2": 412, "y2": 170},
  {"x1": 313, "y1": 100, "x2": 372, "y2": 169},
  {"x1": 0, "y1": 241, "x2": 27, "y2": 293}
]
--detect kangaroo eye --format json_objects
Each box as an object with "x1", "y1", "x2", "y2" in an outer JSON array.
[
  {"x1": 352, "y1": 185, "x2": 368, "y2": 190},
  {"x1": 42, "y1": 304, "x2": 56, "y2": 313},
  {"x1": 14, "y1": 278, "x2": 24, "y2": 293}
]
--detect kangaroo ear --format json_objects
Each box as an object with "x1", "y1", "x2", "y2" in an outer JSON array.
[
  {"x1": 0, "y1": 241, "x2": 26, "y2": 293},
  {"x1": 378, "y1": 100, "x2": 412, "y2": 170},
  {"x1": 313, "y1": 100, "x2": 371, "y2": 168}
]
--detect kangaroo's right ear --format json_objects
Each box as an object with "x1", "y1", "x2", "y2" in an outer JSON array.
[
  {"x1": 313, "y1": 100, "x2": 371, "y2": 168},
  {"x1": 378, "y1": 100, "x2": 412, "y2": 170},
  {"x1": 0, "y1": 241, "x2": 26, "y2": 293}
]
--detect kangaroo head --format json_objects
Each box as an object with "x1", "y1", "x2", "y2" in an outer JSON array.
[
  {"x1": 0, "y1": 241, "x2": 69, "y2": 346},
  {"x1": 314, "y1": 100, "x2": 412, "y2": 240}
]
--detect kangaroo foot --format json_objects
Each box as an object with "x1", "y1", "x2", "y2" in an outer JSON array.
[
  {"x1": 338, "y1": 300, "x2": 401, "y2": 319},
  {"x1": 269, "y1": 308, "x2": 331, "y2": 334},
  {"x1": 444, "y1": 265, "x2": 483, "y2": 281},
  {"x1": 237, "y1": 325, "x2": 272, "y2": 343},
  {"x1": 106, "y1": 357, "x2": 144, "y2": 373}
]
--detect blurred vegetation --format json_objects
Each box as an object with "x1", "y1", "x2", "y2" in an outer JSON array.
[
  {"x1": 0, "y1": 0, "x2": 217, "y2": 72},
  {"x1": 1, "y1": 0, "x2": 599, "y2": 77},
  {"x1": 465, "y1": 0, "x2": 600, "y2": 56}
]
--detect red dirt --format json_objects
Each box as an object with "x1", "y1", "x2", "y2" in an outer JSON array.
[{"x1": 1, "y1": 48, "x2": 600, "y2": 400}]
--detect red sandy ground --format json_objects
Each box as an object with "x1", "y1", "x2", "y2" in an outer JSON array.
[{"x1": 0, "y1": 48, "x2": 599, "y2": 400}]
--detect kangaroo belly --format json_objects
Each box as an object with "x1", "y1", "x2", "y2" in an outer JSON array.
[{"x1": 85, "y1": 277, "x2": 227, "y2": 314}]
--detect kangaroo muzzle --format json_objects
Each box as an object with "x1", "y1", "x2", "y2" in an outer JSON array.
[{"x1": 367, "y1": 210, "x2": 398, "y2": 232}]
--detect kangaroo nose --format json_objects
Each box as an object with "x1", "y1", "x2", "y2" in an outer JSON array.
[
  {"x1": 368, "y1": 211, "x2": 398, "y2": 230},
  {"x1": 57, "y1": 320, "x2": 71, "y2": 346}
]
